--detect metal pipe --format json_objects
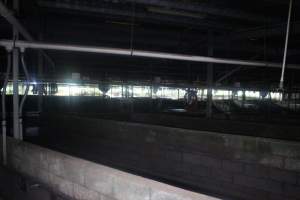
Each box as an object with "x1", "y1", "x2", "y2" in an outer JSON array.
[
  {"x1": 19, "y1": 52, "x2": 30, "y2": 140},
  {"x1": 1, "y1": 40, "x2": 131, "y2": 56},
  {"x1": 206, "y1": 33, "x2": 213, "y2": 118},
  {"x1": 1, "y1": 40, "x2": 300, "y2": 69},
  {"x1": 12, "y1": 48, "x2": 19, "y2": 139},
  {"x1": 279, "y1": 0, "x2": 293, "y2": 89},
  {"x1": 0, "y1": 1, "x2": 55, "y2": 69},
  {"x1": 1, "y1": 51, "x2": 11, "y2": 165},
  {"x1": 19, "y1": 53, "x2": 30, "y2": 118},
  {"x1": 12, "y1": 0, "x2": 20, "y2": 140}
]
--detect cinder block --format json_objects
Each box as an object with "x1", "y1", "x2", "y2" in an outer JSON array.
[
  {"x1": 48, "y1": 173, "x2": 74, "y2": 198},
  {"x1": 112, "y1": 176, "x2": 150, "y2": 200},
  {"x1": 150, "y1": 189, "x2": 183, "y2": 200},
  {"x1": 9, "y1": 155, "x2": 22, "y2": 171},
  {"x1": 234, "y1": 174, "x2": 282, "y2": 194},
  {"x1": 222, "y1": 135, "x2": 252, "y2": 152},
  {"x1": 35, "y1": 168, "x2": 50, "y2": 185},
  {"x1": 268, "y1": 194, "x2": 289, "y2": 200},
  {"x1": 10, "y1": 142, "x2": 26, "y2": 158},
  {"x1": 241, "y1": 138, "x2": 258, "y2": 152},
  {"x1": 189, "y1": 165, "x2": 211, "y2": 178},
  {"x1": 196, "y1": 177, "x2": 222, "y2": 194},
  {"x1": 84, "y1": 164, "x2": 114, "y2": 196},
  {"x1": 19, "y1": 162, "x2": 36, "y2": 178},
  {"x1": 183, "y1": 153, "x2": 221, "y2": 169},
  {"x1": 238, "y1": 152, "x2": 283, "y2": 169},
  {"x1": 269, "y1": 168, "x2": 297, "y2": 184},
  {"x1": 62, "y1": 158, "x2": 86, "y2": 185},
  {"x1": 219, "y1": 182, "x2": 269, "y2": 200},
  {"x1": 73, "y1": 183, "x2": 101, "y2": 200},
  {"x1": 183, "y1": 134, "x2": 226, "y2": 156},
  {"x1": 233, "y1": 151, "x2": 258, "y2": 164},
  {"x1": 47, "y1": 152, "x2": 65, "y2": 175},
  {"x1": 285, "y1": 158, "x2": 300, "y2": 172},
  {"x1": 164, "y1": 150, "x2": 182, "y2": 162},
  {"x1": 47, "y1": 151, "x2": 86, "y2": 186},
  {"x1": 101, "y1": 194, "x2": 117, "y2": 200},
  {"x1": 258, "y1": 155, "x2": 284, "y2": 169},
  {"x1": 211, "y1": 169, "x2": 233, "y2": 183},
  {"x1": 222, "y1": 160, "x2": 244, "y2": 173},
  {"x1": 25, "y1": 146, "x2": 49, "y2": 171},
  {"x1": 284, "y1": 184, "x2": 300, "y2": 198},
  {"x1": 269, "y1": 141, "x2": 300, "y2": 159},
  {"x1": 245, "y1": 164, "x2": 269, "y2": 179}
]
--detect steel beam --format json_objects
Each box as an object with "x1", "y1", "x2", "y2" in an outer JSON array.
[
  {"x1": 0, "y1": 1, "x2": 55, "y2": 69},
  {"x1": 120, "y1": 0, "x2": 275, "y2": 22},
  {"x1": 1, "y1": 40, "x2": 300, "y2": 69},
  {"x1": 37, "y1": 0, "x2": 230, "y2": 30}
]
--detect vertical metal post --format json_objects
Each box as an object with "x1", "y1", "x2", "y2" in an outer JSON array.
[
  {"x1": 12, "y1": 48, "x2": 19, "y2": 139},
  {"x1": 12, "y1": 0, "x2": 20, "y2": 139},
  {"x1": 242, "y1": 90, "x2": 246, "y2": 107},
  {"x1": 279, "y1": 0, "x2": 293, "y2": 89},
  {"x1": 38, "y1": 39, "x2": 44, "y2": 112},
  {"x1": 2, "y1": 51, "x2": 11, "y2": 165},
  {"x1": 206, "y1": 32, "x2": 214, "y2": 118}
]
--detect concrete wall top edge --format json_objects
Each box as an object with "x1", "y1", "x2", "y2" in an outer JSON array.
[{"x1": 57, "y1": 114, "x2": 300, "y2": 147}]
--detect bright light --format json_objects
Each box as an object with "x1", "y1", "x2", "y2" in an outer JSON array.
[{"x1": 2, "y1": 80, "x2": 285, "y2": 102}]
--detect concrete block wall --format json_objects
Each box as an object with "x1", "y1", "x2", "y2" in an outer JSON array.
[
  {"x1": 0, "y1": 137, "x2": 221, "y2": 200},
  {"x1": 91, "y1": 113, "x2": 300, "y2": 141},
  {"x1": 129, "y1": 113, "x2": 300, "y2": 141},
  {"x1": 40, "y1": 115, "x2": 300, "y2": 200}
]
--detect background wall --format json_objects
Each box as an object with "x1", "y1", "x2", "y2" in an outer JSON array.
[{"x1": 35, "y1": 114, "x2": 300, "y2": 200}]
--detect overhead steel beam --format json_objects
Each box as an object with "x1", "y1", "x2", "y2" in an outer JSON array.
[
  {"x1": 216, "y1": 67, "x2": 243, "y2": 84},
  {"x1": 42, "y1": 18, "x2": 300, "y2": 56},
  {"x1": 37, "y1": 0, "x2": 230, "y2": 30},
  {"x1": 0, "y1": 1, "x2": 55, "y2": 69},
  {"x1": 215, "y1": 55, "x2": 261, "y2": 84},
  {"x1": 0, "y1": 1, "x2": 31, "y2": 39},
  {"x1": 1, "y1": 40, "x2": 300, "y2": 69},
  {"x1": 124, "y1": 0, "x2": 275, "y2": 22},
  {"x1": 232, "y1": 21, "x2": 300, "y2": 40}
]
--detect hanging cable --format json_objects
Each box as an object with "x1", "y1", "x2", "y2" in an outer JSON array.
[
  {"x1": 2, "y1": 51, "x2": 11, "y2": 165},
  {"x1": 279, "y1": 0, "x2": 293, "y2": 90},
  {"x1": 19, "y1": 50, "x2": 30, "y2": 140}
]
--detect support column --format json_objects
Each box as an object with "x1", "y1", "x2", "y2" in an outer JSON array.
[
  {"x1": 242, "y1": 90, "x2": 246, "y2": 107},
  {"x1": 38, "y1": 34, "x2": 44, "y2": 112},
  {"x1": 12, "y1": 0, "x2": 20, "y2": 139},
  {"x1": 12, "y1": 48, "x2": 19, "y2": 139},
  {"x1": 206, "y1": 32, "x2": 214, "y2": 118}
]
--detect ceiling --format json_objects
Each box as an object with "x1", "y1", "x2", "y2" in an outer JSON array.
[{"x1": 1, "y1": 0, "x2": 300, "y2": 89}]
